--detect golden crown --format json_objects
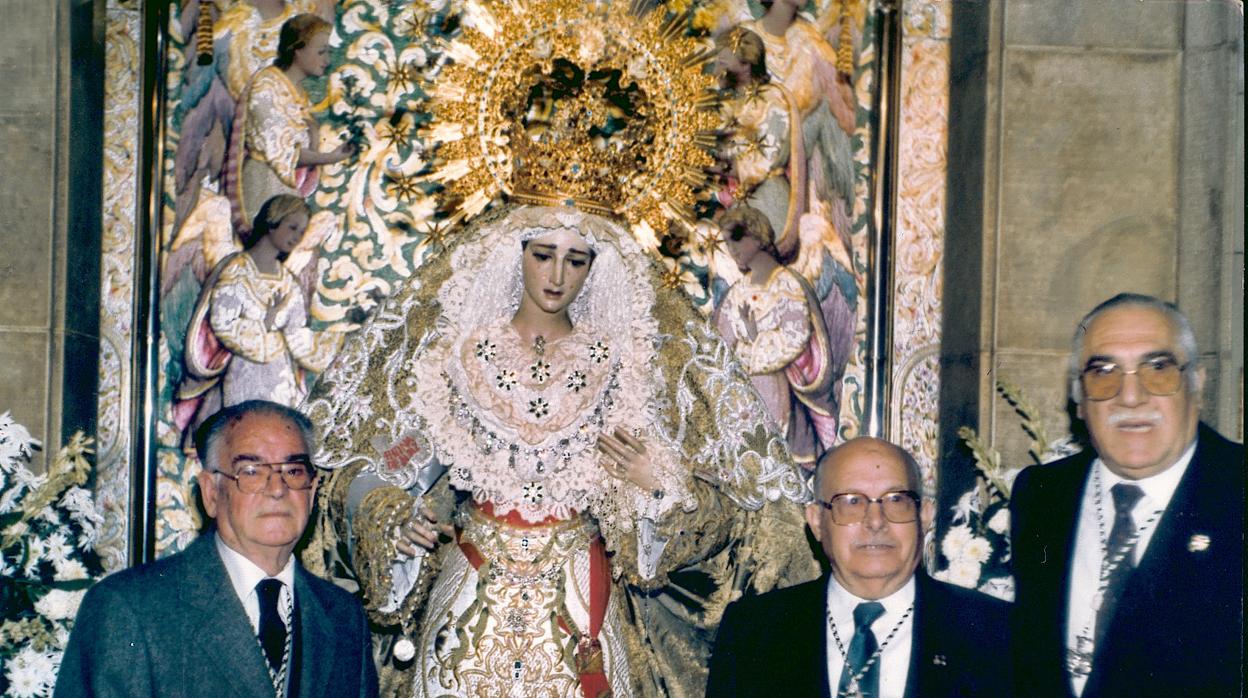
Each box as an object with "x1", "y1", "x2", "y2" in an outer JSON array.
[{"x1": 422, "y1": 0, "x2": 721, "y2": 235}]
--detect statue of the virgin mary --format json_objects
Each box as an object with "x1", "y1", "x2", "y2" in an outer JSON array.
[{"x1": 302, "y1": 3, "x2": 819, "y2": 695}]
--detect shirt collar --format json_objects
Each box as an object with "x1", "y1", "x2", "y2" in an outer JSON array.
[
  {"x1": 215, "y1": 533, "x2": 296, "y2": 600},
  {"x1": 826, "y1": 572, "x2": 916, "y2": 620},
  {"x1": 1095, "y1": 437, "x2": 1197, "y2": 510}
]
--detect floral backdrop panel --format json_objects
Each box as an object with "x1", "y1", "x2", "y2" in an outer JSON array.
[{"x1": 151, "y1": 0, "x2": 882, "y2": 557}]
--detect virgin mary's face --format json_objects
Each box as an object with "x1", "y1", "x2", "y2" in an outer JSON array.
[{"x1": 520, "y1": 228, "x2": 594, "y2": 317}]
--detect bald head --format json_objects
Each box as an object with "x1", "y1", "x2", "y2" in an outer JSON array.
[{"x1": 813, "y1": 437, "x2": 923, "y2": 498}]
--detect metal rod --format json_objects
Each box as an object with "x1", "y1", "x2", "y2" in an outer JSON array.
[
  {"x1": 130, "y1": 0, "x2": 170, "y2": 566},
  {"x1": 864, "y1": 0, "x2": 903, "y2": 439}
]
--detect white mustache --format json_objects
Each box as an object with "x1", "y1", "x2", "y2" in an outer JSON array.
[{"x1": 1107, "y1": 411, "x2": 1163, "y2": 427}]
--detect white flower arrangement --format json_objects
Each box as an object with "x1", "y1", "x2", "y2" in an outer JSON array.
[
  {"x1": 933, "y1": 383, "x2": 1081, "y2": 601},
  {"x1": 0, "y1": 411, "x2": 102, "y2": 697}
]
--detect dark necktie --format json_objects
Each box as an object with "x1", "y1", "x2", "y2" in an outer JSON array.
[
  {"x1": 256, "y1": 578, "x2": 287, "y2": 674},
  {"x1": 1094, "y1": 483, "x2": 1144, "y2": 645},
  {"x1": 838, "y1": 601, "x2": 886, "y2": 697}
]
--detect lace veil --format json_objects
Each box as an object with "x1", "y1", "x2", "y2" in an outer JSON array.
[{"x1": 304, "y1": 204, "x2": 809, "y2": 512}]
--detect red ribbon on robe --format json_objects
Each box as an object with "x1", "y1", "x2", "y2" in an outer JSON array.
[{"x1": 456, "y1": 503, "x2": 612, "y2": 698}]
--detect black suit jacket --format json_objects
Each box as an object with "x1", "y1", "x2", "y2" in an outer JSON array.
[
  {"x1": 706, "y1": 571, "x2": 1011, "y2": 697},
  {"x1": 55, "y1": 533, "x2": 378, "y2": 697},
  {"x1": 1010, "y1": 423, "x2": 1244, "y2": 697}
]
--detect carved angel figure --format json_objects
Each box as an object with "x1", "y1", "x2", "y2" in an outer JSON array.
[
  {"x1": 304, "y1": 205, "x2": 817, "y2": 697},
  {"x1": 224, "y1": 13, "x2": 353, "y2": 233},
  {"x1": 173, "y1": 194, "x2": 341, "y2": 443},
  {"x1": 712, "y1": 26, "x2": 858, "y2": 462},
  {"x1": 715, "y1": 206, "x2": 850, "y2": 469},
  {"x1": 172, "y1": 0, "x2": 334, "y2": 233}
]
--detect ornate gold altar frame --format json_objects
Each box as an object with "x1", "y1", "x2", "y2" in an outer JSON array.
[{"x1": 97, "y1": 0, "x2": 952, "y2": 568}]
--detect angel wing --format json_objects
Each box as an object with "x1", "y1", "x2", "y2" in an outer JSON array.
[
  {"x1": 786, "y1": 186, "x2": 858, "y2": 451},
  {"x1": 173, "y1": 4, "x2": 239, "y2": 225},
  {"x1": 162, "y1": 184, "x2": 241, "y2": 444},
  {"x1": 164, "y1": 187, "x2": 240, "y2": 296}
]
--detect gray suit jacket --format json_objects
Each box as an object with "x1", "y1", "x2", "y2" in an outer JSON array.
[{"x1": 54, "y1": 533, "x2": 378, "y2": 697}]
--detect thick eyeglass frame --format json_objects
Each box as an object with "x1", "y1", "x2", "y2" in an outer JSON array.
[
  {"x1": 1080, "y1": 354, "x2": 1189, "y2": 402},
  {"x1": 813, "y1": 490, "x2": 921, "y2": 526},
  {"x1": 212, "y1": 460, "x2": 318, "y2": 494}
]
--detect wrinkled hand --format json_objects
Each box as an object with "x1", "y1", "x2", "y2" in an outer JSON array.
[
  {"x1": 396, "y1": 505, "x2": 454, "y2": 558},
  {"x1": 597, "y1": 428, "x2": 659, "y2": 491}
]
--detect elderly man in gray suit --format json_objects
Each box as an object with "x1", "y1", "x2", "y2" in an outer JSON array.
[{"x1": 55, "y1": 400, "x2": 377, "y2": 697}]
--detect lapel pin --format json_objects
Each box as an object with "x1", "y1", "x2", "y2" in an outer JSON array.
[
  {"x1": 932, "y1": 654, "x2": 947, "y2": 666},
  {"x1": 1187, "y1": 534, "x2": 1211, "y2": 553}
]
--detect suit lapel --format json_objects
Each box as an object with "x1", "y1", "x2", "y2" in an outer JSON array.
[
  {"x1": 1041, "y1": 455, "x2": 1093, "y2": 653},
  {"x1": 293, "y1": 568, "x2": 335, "y2": 698},
  {"x1": 182, "y1": 535, "x2": 275, "y2": 698},
  {"x1": 1085, "y1": 433, "x2": 1220, "y2": 692},
  {"x1": 1011, "y1": 452, "x2": 1092, "y2": 697},
  {"x1": 903, "y1": 579, "x2": 923, "y2": 698},
  {"x1": 793, "y1": 578, "x2": 835, "y2": 698},
  {"x1": 905, "y1": 572, "x2": 951, "y2": 698}
]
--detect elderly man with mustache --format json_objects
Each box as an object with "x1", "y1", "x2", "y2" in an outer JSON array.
[
  {"x1": 707, "y1": 437, "x2": 1011, "y2": 697},
  {"x1": 1010, "y1": 293, "x2": 1243, "y2": 697}
]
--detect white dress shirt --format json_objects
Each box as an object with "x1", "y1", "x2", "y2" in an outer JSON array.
[
  {"x1": 825, "y1": 575, "x2": 915, "y2": 698},
  {"x1": 1065, "y1": 440, "x2": 1195, "y2": 696},
  {"x1": 215, "y1": 534, "x2": 295, "y2": 632}
]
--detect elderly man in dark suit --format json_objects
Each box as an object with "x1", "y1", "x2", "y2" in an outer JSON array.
[
  {"x1": 707, "y1": 437, "x2": 1010, "y2": 698},
  {"x1": 55, "y1": 400, "x2": 378, "y2": 697},
  {"x1": 1010, "y1": 293, "x2": 1243, "y2": 697}
]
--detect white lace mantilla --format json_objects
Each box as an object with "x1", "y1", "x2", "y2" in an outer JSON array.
[
  {"x1": 415, "y1": 319, "x2": 681, "y2": 525},
  {"x1": 307, "y1": 206, "x2": 808, "y2": 529}
]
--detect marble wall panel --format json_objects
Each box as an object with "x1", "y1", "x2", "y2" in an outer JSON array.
[
  {"x1": 0, "y1": 1, "x2": 56, "y2": 114},
  {"x1": 1003, "y1": 0, "x2": 1181, "y2": 50},
  {"x1": 0, "y1": 0, "x2": 57, "y2": 473},
  {"x1": 0, "y1": 115, "x2": 55, "y2": 329},
  {"x1": 996, "y1": 47, "x2": 1180, "y2": 352},
  {"x1": 0, "y1": 331, "x2": 50, "y2": 466},
  {"x1": 1176, "y1": 45, "x2": 1232, "y2": 344}
]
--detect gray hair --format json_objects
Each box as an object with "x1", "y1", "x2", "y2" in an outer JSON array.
[
  {"x1": 812, "y1": 437, "x2": 923, "y2": 497},
  {"x1": 193, "y1": 400, "x2": 315, "y2": 472},
  {"x1": 1068, "y1": 293, "x2": 1200, "y2": 403}
]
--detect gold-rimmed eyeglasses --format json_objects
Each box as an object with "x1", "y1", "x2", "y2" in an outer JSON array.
[
  {"x1": 813, "y1": 490, "x2": 920, "y2": 526},
  {"x1": 213, "y1": 460, "x2": 317, "y2": 494},
  {"x1": 1080, "y1": 354, "x2": 1188, "y2": 401}
]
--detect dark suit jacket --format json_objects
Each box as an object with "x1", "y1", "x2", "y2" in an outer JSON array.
[
  {"x1": 55, "y1": 533, "x2": 378, "y2": 698},
  {"x1": 706, "y1": 571, "x2": 1011, "y2": 697},
  {"x1": 1010, "y1": 423, "x2": 1244, "y2": 697}
]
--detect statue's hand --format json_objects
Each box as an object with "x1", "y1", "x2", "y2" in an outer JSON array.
[
  {"x1": 597, "y1": 428, "x2": 659, "y2": 492},
  {"x1": 738, "y1": 303, "x2": 758, "y2": 340},
  {"x1": 328, "y1": 140, "x2": 356, "y2": 163},
  {"x1": 396, "y1": 505, "x2": 454, "y2": 558},
  {"x1": 264, "y1": 293, "x2": 287, "y2": 331}
]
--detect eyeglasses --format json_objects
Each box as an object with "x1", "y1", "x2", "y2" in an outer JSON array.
[
  {"x1": 814, "y1": 490, "x2": 920, "y2": 526},
  {"x1": 213, "y1": 460, "x2": 317, "y2": 494},
  {"x1": 1080, "y1": 355, "x2": 1188, "y2": 401}
]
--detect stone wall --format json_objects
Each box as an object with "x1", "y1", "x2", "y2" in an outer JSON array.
[
  {"x1": 943, "y1": 0, "x2": 1244, "y2": 480},
  {"x1": 0, "y1": 0, "x2": 104, "y2": 470}
]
